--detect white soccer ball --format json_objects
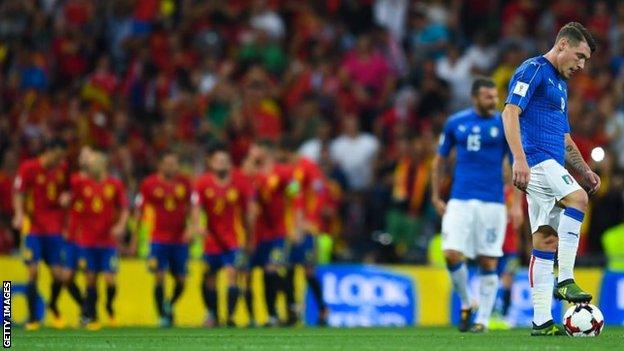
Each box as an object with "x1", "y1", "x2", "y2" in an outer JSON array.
[{"x1": 563, "y1": 304, "x2": 604, "y2": 337}]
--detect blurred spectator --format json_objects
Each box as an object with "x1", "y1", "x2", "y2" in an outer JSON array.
[
  {"x1": 330, "y1": 115, "x2": 379, "y2": 191},
  {"x1": 435, "y1": 44, "x2": 474, "y2": 112}
]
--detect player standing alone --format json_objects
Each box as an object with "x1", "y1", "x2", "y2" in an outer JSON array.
[
  {"x1": 72, "y1": 151, "x2": 129, "y2": 330},
  {"x1": 502, "y1": 22, "x2": 600, "y2": 336},
  {"x1": 192, "y1": 143, "x2": 254, "y2": 327},
  {"x1": 13, "y1": 139, "x2": 69, "y2": 330},
  {"x1": 431, "y1": 78, "x2": 522, "y2": 333},
  {"x1": 136, "y1": 151, "x2": 193, "y2": 327}
]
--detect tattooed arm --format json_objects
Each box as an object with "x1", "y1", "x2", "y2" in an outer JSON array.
[{"x1": 564, "y1": 133, "x2": 601, "y2": 194}]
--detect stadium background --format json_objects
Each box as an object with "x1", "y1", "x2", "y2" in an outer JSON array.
[{"x1": 1, "y1": 0, "x2": 624, "y2": 327}]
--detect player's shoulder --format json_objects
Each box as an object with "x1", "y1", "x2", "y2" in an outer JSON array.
[
  {"x1": 513, "y1": 56, "x2": 548, "y2": 78},
  {"x1": 19, "y1": 157, "x2": 40, "y2": 171},
  {"x1": 195, "y1": 172, "x2": 215, "y2": 186},
  {"x1": 446, "y1": 108, "x2": 476, "y2": 126},
  {"x1": 142, "y1": 173, "x2": 159, "y2": 185}
]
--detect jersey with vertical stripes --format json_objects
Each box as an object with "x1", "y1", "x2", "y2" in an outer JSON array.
[{"x1": 505, "y1": 56, "x2": 570, "y2": 167}]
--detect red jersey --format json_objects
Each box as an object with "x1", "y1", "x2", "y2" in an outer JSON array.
[
  {"x1": 0, "y1": 171, "x2": 13, "y2": 217},
  {"x1": 293, "y1": 157, "x2": 326, "y2": 234},
  {"x1": 71, "y1": 175, "x2": 128, "y2": 248},
  {"x1": 66, "y1": 172, "x2": 88, "y2": 243},
  {"x1": 254, "y1": 164, "x2": 296, "y2": 244},
  {"x1": 137, "y1": 174, "x2": 192, "y2": 244},
  {"x1": 14, "y1": 158, "x2": 68, "y2": 235},
  {"x1": 193, "y1": 170, "x2": 252, "y2": 254}
]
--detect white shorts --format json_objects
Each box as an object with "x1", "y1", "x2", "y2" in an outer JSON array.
[
  {"x1": 441, "y1": 199, "x2": 507, "y2": 259},
  {"x1": 526, "y1": 159, "x2": 583, "y2": 233}
]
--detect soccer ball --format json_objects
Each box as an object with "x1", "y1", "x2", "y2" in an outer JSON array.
[{"x1": 563, "y1": 304, "x2": 604, "y2": 337}]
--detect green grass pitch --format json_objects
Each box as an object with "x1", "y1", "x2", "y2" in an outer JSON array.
[{"x1": 11, "y1": 326, "x2": 624, "y2": 351}]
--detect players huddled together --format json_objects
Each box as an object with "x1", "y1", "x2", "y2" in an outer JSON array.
[{"x1": 13, "y1": 137, "x2": 335, "y2": 331}]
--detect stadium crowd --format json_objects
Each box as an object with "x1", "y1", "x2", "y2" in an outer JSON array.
[{"x1": 0, "y1": 0, "x2": 623, "y2": 266}]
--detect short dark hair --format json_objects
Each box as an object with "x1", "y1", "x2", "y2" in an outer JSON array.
[
  {"x1": 471, "y1": 77, "x2": 495, "y2": 96},
  {"x1": 43, "y1": 138, "x2": 68, "y2": 151},
  {"x1": 205, "y1": 140, "x2": 229, "y2": 156},
  {"x1": 277, "y1": 135, "x2": 298, "y2": 152},
  {"x1": 556, "y1": 22, "x2": 596, "y2": 53}
]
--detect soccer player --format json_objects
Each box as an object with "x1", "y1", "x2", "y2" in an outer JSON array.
[
  {"x1": 13, "y1": 139, "x2": 69, "y2": 330},
  {"x1": 502, "y1": 22, "x2": 600, "y2": 336},
  {"x1": 431, "y1": 78, "x2": 522, "y2": 333},
  {"x1": 246, "y1": 141, "x2": 300, "y2": 327},
  {"x1": 72, "y1": 151, "x2": 129, "y2": 330},
  {"x1": 276, "y1": 139, "x2": 329, "y2": 326},
  {"x1": 136, "y1": 151, "x2": 193, "y2": 327},
  {"x1": 59, "y1": 146, "x2": 95, "y2": 324},
  {"x1": 191, "y1": 142, "x2": 254, "y2": 327}
]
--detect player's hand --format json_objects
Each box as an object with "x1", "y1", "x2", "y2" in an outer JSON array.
[
  {"x1": 583, "y1": 170, "x2": 601, "y2": 195},
  {"x1": 512, "y1": 159, "x2": 530, "y2": 191},
  {"x1": 432, "y1": 197, "x2": 446, "y2": 216},
  {"x1": 182, "y1": 227, "x2": 195, "y2": 243},
  {"x1": 111, "y1": 223, "x2": 125, "y2": 239},
  {"x1": 58, "y1": 191, "x2": 71, "y2": 208},
  {"x1": 11, "y1": 213, "x2": 23, "y2": 232},
  {"x1": 509, "y1": 204, "x2": 524, "y2": 231}
]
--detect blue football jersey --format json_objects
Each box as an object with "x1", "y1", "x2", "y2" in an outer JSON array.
[
  {"x1": 438, "y1": 108, "x2": 510, "y2": 203},
  {"x1": 505, "y1": 56, "x2": 570, "y2": 167}
]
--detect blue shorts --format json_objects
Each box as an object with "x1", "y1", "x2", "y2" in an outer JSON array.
[
  {"x1": 204, "y1": 249, "x2": 244, "y2": 273},
  {"x1": 80, "y1": 247, "x2": 118, "y2": 273},
  {"x1": 250, "y1": 238, "x2": 285, "y2": 268},
  {"x1": 149, "y1": 243, "x2": 189, "y2": 276},
  {"x1": 23, "y1": 234, "x2": 63, "y2": 266},
  {"x1": 61, "y1": 240, "x2": 81, "y2": 270},
  {"x1": 289, "y1": 234, "x2": 316, "y2": 266},
  {"x1": 497, "y1": 253, "x2": 519, "y2": 276}
]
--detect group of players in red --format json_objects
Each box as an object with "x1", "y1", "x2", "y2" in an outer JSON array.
[{"x1": 13, "y1": 138, "x2": 336, "y2": 330}]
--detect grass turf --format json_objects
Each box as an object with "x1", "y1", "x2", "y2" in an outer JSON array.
[{"x1": 11, "y1": 326, "x2": 624, "y2": 351}]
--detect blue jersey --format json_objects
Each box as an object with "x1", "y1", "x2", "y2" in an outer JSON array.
[
  {"x1": 505, "y1": 56, "x2": 570, "y2": 167},
  {"x1": 438, "y1": 108, "x2": 509, "y2": 203}
]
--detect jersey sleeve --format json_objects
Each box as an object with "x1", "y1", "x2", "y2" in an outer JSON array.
[
  {"x1": 135, "y1": 180, "x2": 148, "y2": 209},
  {"x1": 437, "y1": 119, "x2": 455, "y2": 157},
  {"x1": 14, "y1": 163, "x2": 32, "y2": 192},
  {"x1": 191, "y1": 178, "x2": 204, "y2": 207},
  {"x1": 505, "y1": 62, "x2": 544, "y2": 112},
  {"x1": 115, "y1": 180, "x2": 129, "y2": 208}
]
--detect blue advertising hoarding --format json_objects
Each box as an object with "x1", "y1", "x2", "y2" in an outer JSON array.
[{"x1": 305, "y1": 265, "x2": 416, "y2": 327}]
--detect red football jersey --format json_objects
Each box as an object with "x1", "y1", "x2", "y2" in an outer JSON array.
[
  {"x1": 193, "y1": 170, "x2": 252, "y2": 254},
  {"x1": 137, "y1": 174, "x2": 192, "y2": 244},
  {"x1": 254, "y1": 164, "x2": 296, "y2": 244},
  {"x1": 71, "y1": 175, "x2": 128, "y2": 248},
  {"x1": 66, "y1": 172, "x2": 88, "y2": 243},
  {"x1": 293, "y1": 157, "x2": 327, "y2": 233},
  {"x1": 14, "y1": 158, "x2": 68, "y2": 235}
]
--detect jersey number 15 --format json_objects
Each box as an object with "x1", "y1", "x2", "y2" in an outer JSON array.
[{"x1": 467, "y1": 134, "x2": 481, "y2": 152}]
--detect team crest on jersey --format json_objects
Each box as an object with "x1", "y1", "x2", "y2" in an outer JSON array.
[
  {"x1": 104, "y1": 184, "x2": 115, "y2": 199},
  {"x1": 36, "y1": 174, "x2": 45, "y2": 184},
  {"x1": 268, "y1": 175, "x2": 280, "y2": 189},
  {"x1": 175, "y1": 184, "x2": 186, "y2": 198},
  {"x1": 490, "y1": 126, "x2": 499, "y2": 138},
  {"x1": 226, "y1": 188, "x2": 239, "y2": 202},
  {"x1": 204, "y1": 188, "x2": 215, "y2": 198},
  {"x1": 154, "y1": 187, "x2": 164, "y2": 198},
  {"x1": 74, "y1": 200, "x2": 84, "y2": 212},
  {"x1": 83, "y1": 186, "x2": 93, "y2": 197},
  {"x1": 472, "y1": 126, "x2": 481, "y2": 133},
  {"x1": 294, "y1": 169, "x2": 304, "y2": 181}
]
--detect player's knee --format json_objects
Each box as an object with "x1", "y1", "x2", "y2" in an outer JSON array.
[
  {"x1": 533, "y1": 229, "x2": 558, "y2": 251},
  {"x1": 562, "y1": 189, "x2": 588, "y2": 212},
  {"x1": 443, "y1": 250, "x2": 464, "y2": 266},
  {"x1": 478, "y1": 256, "x2": 498, "y2": 271}
]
